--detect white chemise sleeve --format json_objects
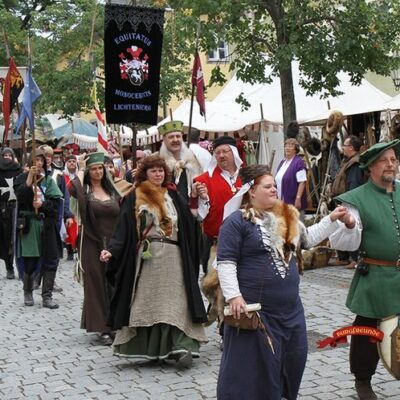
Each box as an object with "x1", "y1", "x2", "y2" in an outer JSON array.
[
  {"x1": 328, "y1": 204, "x2": 362, "y2": 251},
  {"x1": 215, "y1": 261, "x2": 241, "y2": 302},
  {"x1": 303, "y1": 204, "x2": 362, "y2": 251}
]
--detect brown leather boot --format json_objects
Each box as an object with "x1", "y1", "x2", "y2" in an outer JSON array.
[{"x1": 355, "y1": 379, "x2": 377, "y2": 400}]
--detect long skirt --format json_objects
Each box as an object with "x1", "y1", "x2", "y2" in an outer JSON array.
[{"x1": 217, "y1": 305, "x2": 307, "y2": 400}]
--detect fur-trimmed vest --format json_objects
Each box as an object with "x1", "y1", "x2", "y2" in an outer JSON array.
[{"x1": 159, "y1": 145, "x2": 202, "y2": 198}]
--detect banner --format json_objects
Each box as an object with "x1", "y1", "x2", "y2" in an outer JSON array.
[
  {"x1": 104, "y1": 4, "x2": 165, "y2": 125},
  {"x1": 15, "y1": 64, "x2": 41, "y2": 134},
  {"x1": 317, "y1": 325, "x2": 384, "y2": 349},
  {"x1": 192, "y1": 52, "x2": 206, "y2": 117},
  {"x1": 91, "y1": 81, "x2": 108, "y2": 153},
  {"x1": 0, "y1": 58, "x2": 24, "y2": 139}
]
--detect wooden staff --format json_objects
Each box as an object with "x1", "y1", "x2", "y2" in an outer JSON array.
[
  {"x1": 116, "y1": 124, "x2": 125, "y2": 173},
  {"x1": 130, "y1": 123, "x2": 138, "y2": 169},
  {"x1": 187, "y1": 21, "x2": 201, "y2": 146},
  {"x1": 301, "y1": 145, "x2": 320, "y2": 203}
]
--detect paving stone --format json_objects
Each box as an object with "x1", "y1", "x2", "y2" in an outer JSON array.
[{"x1": 2, "y1": 260, "x2": 400, "y2": 399}]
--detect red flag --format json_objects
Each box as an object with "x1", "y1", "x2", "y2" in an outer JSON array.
[
  {"x1": 191, "y1": 52, "x2": 206, "y2": 117},
  {"x1": 1, "y1": 58, "x2": 24, "y2": 139}
]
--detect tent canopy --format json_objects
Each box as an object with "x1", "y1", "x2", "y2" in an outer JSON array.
[{"x1": 163, "y1": 61, "x2": 390, "y2": 132}]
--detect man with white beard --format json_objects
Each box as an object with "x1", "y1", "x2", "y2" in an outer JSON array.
[{"x1": 158, "y1": 121, "x2": 205, "y2": 202}]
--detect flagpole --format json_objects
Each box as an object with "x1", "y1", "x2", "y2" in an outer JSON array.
[
  {"x1": 26, "y1": 34, "x2": 39, "y2": 215},
  {"x1": 187, "y1": 21, "x2": 201, "y2": 146},
  {"x1": 2, "y1": 29, "x2": 11, "y2": 147}
]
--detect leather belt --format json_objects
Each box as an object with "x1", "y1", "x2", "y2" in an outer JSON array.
[
  {"x1": 149, "y1": 237, "x2": 178, "y2": 246},
  {"x1": 363, "y1": 257, "x2": 400, "y2": 267}
]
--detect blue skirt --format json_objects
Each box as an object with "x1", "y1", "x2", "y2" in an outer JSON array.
[{"x1": 217, "y1": 302, "x2": 307, "y2": 400}]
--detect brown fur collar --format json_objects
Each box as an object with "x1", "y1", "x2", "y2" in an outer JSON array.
[
  {"x1": 242, "y1": 200, "x2": 303, "y2": 270},
  {"x1": 135, "y1": 181, "x2": 172, "y2": 237},
  {"x1": 270, "y1": 200, "x2": 300, "y2": 252}
]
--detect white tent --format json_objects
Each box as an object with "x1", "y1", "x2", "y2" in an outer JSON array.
[{"x1": 214, "y1": 63, "x2": 391, "y2": 125}]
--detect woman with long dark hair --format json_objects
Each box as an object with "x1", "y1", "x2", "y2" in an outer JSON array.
[{"x1": 69, "y1": 152, "x2": 120, "y2": 345}]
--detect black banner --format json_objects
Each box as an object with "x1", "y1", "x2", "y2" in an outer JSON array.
[{"x1": 104, "y1": 4, "x2": 165, "y2": 125}]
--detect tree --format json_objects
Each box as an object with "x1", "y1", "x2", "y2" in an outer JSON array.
[
  {"x1": 0, "y1": 0, "x2": 103, "y2": 117},
  {"x1": 169, "y1": 0, "x2": 400, "y2": 131},
  {"x1": 0, "y1": 0, "x2": 198, "y2": 120}
]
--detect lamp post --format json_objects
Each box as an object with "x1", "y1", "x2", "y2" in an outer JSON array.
[
  {"x1": 391, "y1": 68, "x2": 400, "y2": 91},
  {"x1": 391, "y1": 53, "x2": 400, "y2": 91}
]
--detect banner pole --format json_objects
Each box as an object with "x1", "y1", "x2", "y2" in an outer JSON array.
[{"x1": 187, "y1": 21, "x2": 201, "y2": 146}]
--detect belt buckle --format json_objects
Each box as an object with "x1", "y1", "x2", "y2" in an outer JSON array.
[{"x1": 396, "y1": 259, "x2": 400, "y2": 270}]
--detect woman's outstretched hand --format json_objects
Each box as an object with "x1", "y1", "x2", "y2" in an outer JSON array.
[{"x1": 329, "y1": 206, "x2": 356, "y2": 228}]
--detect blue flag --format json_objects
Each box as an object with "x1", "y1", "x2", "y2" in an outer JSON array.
[{"x1": 15, "y1": 64, "x2": 41, "y2": 133}]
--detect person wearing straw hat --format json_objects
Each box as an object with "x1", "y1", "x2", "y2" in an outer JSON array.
[
  {"x1": 333, "y1": 139, "x2": 400, "y2": 400},
  {"x1": 69, "y1": 151, "x2": 120, "y2": 346},
  {"x1": 216, "y1": 164, "x2": 355, "y2": 400}
]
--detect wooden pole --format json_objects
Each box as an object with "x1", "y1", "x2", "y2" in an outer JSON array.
[
  {"x1": 187, "y1": 21, "x2": 201, "y2": 146},
  {"x1": 2, "y1": 29, "x2": 11, "y2": 146},
  {"x1": 131, "y1": 123, "x2": 137, "y2": 169},
  {"x1": 301, "y1": 146, "x2": 320, "y2": 203}
]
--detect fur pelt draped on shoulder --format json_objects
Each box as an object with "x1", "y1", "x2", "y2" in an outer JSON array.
[{"x1": 135, "y1": 181, "x2": 172, "y2": 237}]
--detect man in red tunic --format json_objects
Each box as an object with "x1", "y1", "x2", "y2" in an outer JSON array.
[{"x1": 190, "y1": 136, "x2": 243, "y2": 274}]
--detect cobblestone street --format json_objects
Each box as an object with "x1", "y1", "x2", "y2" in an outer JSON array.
[{"x1": 0, "y1": 258, "x2": 398, "y2": 399}]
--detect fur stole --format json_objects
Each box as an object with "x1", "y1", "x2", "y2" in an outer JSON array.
[
  {"x1": 159, "y1": 143, "x2": 202, "y2": 196},
  {"x1": 242, "y1": 200, "x2": 301, "y2": 265},
  {"x1": 135, "y1": 181, "x2": 173, "y2": 237}
]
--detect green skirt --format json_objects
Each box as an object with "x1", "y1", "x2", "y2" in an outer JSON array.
[{"x1": 113, "y1": 323, "x2": 200, "y2": 360}]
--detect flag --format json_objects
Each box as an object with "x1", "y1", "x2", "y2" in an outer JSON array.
[
  {"x1": 192, "y1": 52, "x2": 206, "y2": 117},
  {"x1": 15, "y1": 64, "x2": 41, "y2": 134},
  {"x1": 104, "y1": 4, "x2": 165, "y2": 125},
  {"x1": 1, "y1": 58, "x2": 24, "y2": 139},
  {"x1": 91, "y1": 81, "x2": 108, "y2": 153}
]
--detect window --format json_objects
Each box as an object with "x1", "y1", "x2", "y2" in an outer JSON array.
[{"x1": 208, "y1": 40, "x2": 229, "y2": 62}]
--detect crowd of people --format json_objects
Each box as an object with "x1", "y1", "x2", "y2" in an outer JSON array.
[{"x1": 1, "y1": 123, "x2": 400, "y2": 399}]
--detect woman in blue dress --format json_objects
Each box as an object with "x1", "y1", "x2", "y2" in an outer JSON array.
[{"x1": 216, "y1": 164, "x2": 355, "y2": 400}]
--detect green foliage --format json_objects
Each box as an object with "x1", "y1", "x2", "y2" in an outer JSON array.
[
  {"x1": 1, "y1": 0, "x2": 400, "y2": 126},
  {"x1": 169, "y1": 0, "x2": 400, "y2": 124},
  {"x1": 0, "y1": 0, "x2": 102, "y2": 116}
]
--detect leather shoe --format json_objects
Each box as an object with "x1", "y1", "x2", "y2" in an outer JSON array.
[
  {"x1": 6, "y1": 270, "x2": 15, "y2": 279},
  {"x1": 177, "y1": 350, "x2": 192, "y2": 368},
  {"x1": 99, "y1": 333, "x2": 113, "y2": 346},
  {"x1": 355, "y1": 379, "x2": 377, "y2": 400}
]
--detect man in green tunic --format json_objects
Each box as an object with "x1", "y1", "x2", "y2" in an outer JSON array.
[{"x1": 335, "y1": 139, "x2": 400, "y2": 400}]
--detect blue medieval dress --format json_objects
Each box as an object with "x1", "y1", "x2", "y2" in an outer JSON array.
[{"x1": 216, "y1": 203, "x2": 344, "y2": 400}]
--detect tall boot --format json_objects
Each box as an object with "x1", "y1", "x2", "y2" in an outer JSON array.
[
  {"x1": 5, "y1": 256, "x2": 15, "y2": 279},
  {"x1": 355, "y1": 379, "x2": 377, "y2": 400},
  {"x1": 23, "y1": 273, "x2": 34, "y2": 306},
  {"x1": 42, "y1": 270, "x2": 59, "y2": 309}
]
